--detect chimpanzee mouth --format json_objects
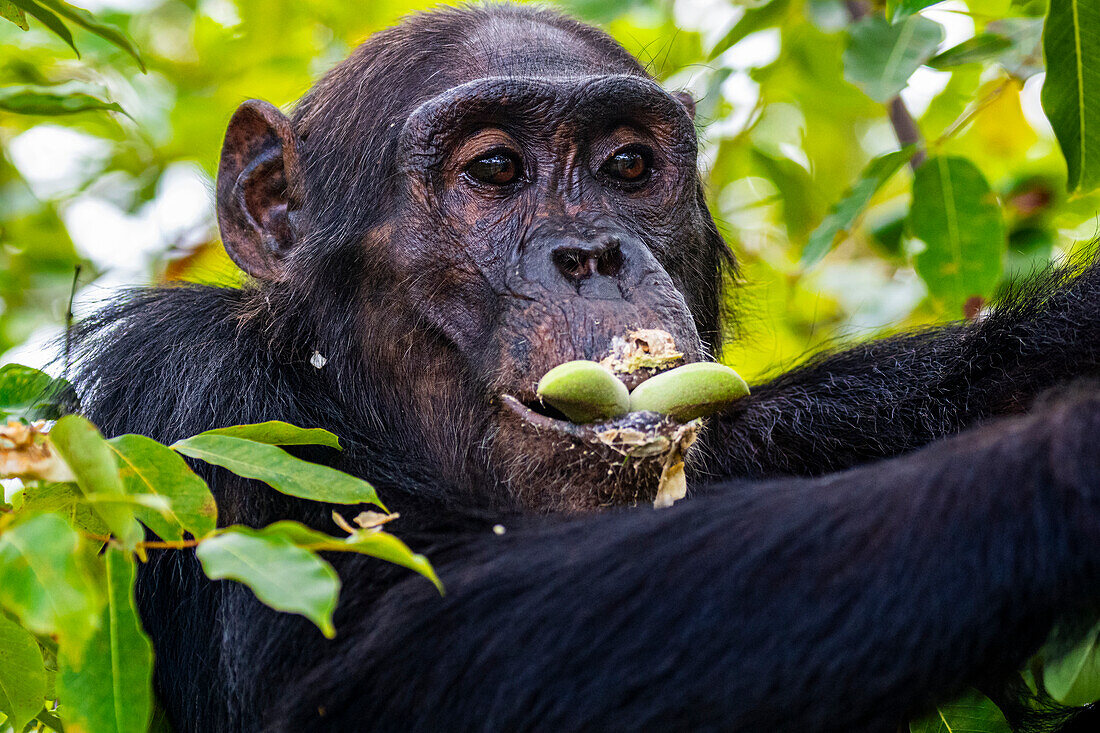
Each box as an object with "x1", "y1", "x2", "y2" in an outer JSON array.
[{"x1": 500, "y1": 394, "x2": 694, "y2": 457}]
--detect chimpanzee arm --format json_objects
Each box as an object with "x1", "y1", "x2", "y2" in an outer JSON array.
[
  {"x1": 270, "y1": 391, "x2": 1100, "y2": 733},
  {"x1": 706, "y1": 256, "x2": 1100, "y2": 478}
]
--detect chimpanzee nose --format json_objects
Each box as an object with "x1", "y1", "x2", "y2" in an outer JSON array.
[{"x1": 551, "y1": 237, "x2": 624, "y2": 284}]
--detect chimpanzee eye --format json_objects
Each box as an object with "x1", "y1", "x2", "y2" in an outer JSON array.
[
  {"x1": 466, "y1": 150, "x2": 522, "y2": 186},
  {"x1": 602, "y1": 145, "x2": 652, "y2": 183}
]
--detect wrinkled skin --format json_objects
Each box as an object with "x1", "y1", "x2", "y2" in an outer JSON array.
[
  {"x1": 214, "y1": 10, "x2": 727, "y2": 511},
  {"x1": 72, "y1": 5, "x2": 1100, "y2": 733}
]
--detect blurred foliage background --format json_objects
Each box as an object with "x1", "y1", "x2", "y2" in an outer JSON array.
[
  {"x1": 0, "y1": 0, "x2": 1096, "y2": 383},
  {"x1": 3, "y1": 2, "x2": 1100, "y2": 731}
]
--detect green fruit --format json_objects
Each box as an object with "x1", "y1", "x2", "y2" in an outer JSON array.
[
  {"x1": 628, "y1": 362, "x2": 749, "y2": 422},
  {"x1": 536, "y1": 360, "x2": 630, "y2": 424}
]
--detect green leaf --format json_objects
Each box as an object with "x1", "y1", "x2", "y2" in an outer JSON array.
[
  {"x1": 1041, "y1": 0, "x2": 1100, "y2": 192},
  {"x1": 0, "y1": 515, "x2": 102, "y2": 660},
  {"x1": 32, "y1": 0, "x2": 145, "y2": 71},
  {"x1": 19, "y1": 482, "x2": 111, "y2": 536},
  {"x1": 844, "y1": 14, "x2": 945, "y2": 103},
  {"x1": 0, "y1": 85, "x2": 125, "y2": 116},
  {"x1": 909, "y1": 689, "x2": 1011, "y2": 732},
  {"x1": 752, "y1": 150, "x2": 824, "y2": 243},
  {"x1": 265, "y1": 520, "x2": 443, "y2": 594},
  {"x1": 708, "y1": 0, "x2": 790, "y2": 60},
  {"x1": 172, "y1": 434, "x2": 383, "y2": 509},
  {"x1": 58, "y1": 548, "x2": 153, "y2": 733},
  {"x1": 49, "y1": 416, "x2": 143, "y2": 549},
  {"x1": 0, "y1": 1, "x2": 29, "y2": 30},
  {"x1": 1043, "y1": 621, "x2": 1100, "y2": 706},
  {"x1": 927, "y1": 34, "x2": 1014, "y2": 69},
  {"x1": 888, "y1": 0, "x2": 941, "y2": 20},
  {"x1": 196, "y1": 526, "x2": 340, "y2": 638},
  {"x1": 108, "y1": 435, "x2": 216, "y2": 541},
  {"x1": 195, "y1": 421, "x2": 342, "y2": 450},
  {"x1": 0, "y1": 612, "x2": 46, "y2": 731},
  {"x1": 910, "y1": 156, "x2": 1006, "y2": 316},
  {"x1": 7, "y1": 0, "x2": 77, "y2": 56},
  {"x1": 802, "y1": 147, "x2": 916, "y2": 267},
  {"x1": 989, "y1": 18, "x2": 1045, "y2": 79},
  {"x1": 0, "y1": 364, "x2": 74, "y2": 422}
]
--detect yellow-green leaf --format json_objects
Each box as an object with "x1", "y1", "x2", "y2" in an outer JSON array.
[
  {"x1": 0, "y1": 1, "x2": 28, "y2": 30},
  {"x1": 195, "y1": 421, "x2": 342, "y2": 450},
  {"x1": 50, "y1": 415, "x2": 143, "y2": 549},
  {"x1": 803, "y1": 147, "x2": 916, "y2": 267},
  {"x1": 265, "y1": 520, "x2": 443, "y2": 594}
]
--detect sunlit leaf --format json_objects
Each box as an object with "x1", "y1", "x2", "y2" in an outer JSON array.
[
  {"x1": 196, "y1": 526, "x2": 340, "y2": 638},
  {"x1": 908, "y1": 688, "x2": 1011, "y2": 732},
  {"x1": 107, "y1": 434, "x2": 217, "y2": 541},
  {"x1": 0, "y1": 1, "x2": 29, "y2": 30},
  {"x1": 844, "y1": 14, "x2": 944, "y2": 103},
  {"x1": 265, "y1": 519, "x2": 443, "y2": 593},
  {"x1": 0, "y1": 612, "x2": 46, "y2": 731},
  {"x1": 0, "y1": 364, "x2": 74, "y2": 422},
  {"x1": 1041, "y1": 0, "x2": 1100, "y2": 192},
  {"x1": 910, "y1": 156, "x2": 1005, "y2": 315},
  {"x1": 32, "y1": 0, "x2": 146, "y2": 71},
  {"x1": 50, "y1": 415, "x2": 143, "y2": 549},
  {"x1": 172, "y1": 434, "x2": 383, "y2": 509},
  {"x1": 58, "y1": 547, "x2": 153, "y2": 733},
  {"x1": 1043, "y1": 621, "x2": 1100, "y2": 706},
  {"x1": 0, "y1": 85, "x2": 125, "y2": 116},
  {"x1": 927, "y1": 34, "x2": 1013, "y2": 69},
  {"x1": 802, "y1": 147, "x2": 916, "y2": 266},
  {"x1": 0, "y1": 514, "x2": 102, "y2": 660},
  {"x1": 7, "y1": 0, "x2": 77, "y2": 55},
  {"x1": 19, "y1": 482, "x2": 110, "y2": 536},
  {"x1": 196, "y1": 421, "x2": 342, "y2": 450},
  {"x1": 709, "y1": 0, "x2": 790, "y2": 60}
]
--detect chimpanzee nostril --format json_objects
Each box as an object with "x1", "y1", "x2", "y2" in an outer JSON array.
[
  {"x1": 552, "y1": 247, "x2": 594, "y2": 282},
  {"x1": 551, "y1": 240, "x2": 623, "y2": 283},
  {"x1": 596, "y1": 244, "x2": 623, "y2": 277}
]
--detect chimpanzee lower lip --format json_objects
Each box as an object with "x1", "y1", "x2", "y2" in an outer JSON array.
[{"x1": 499, "y1": 394, "x2": 671, "y2": 441}]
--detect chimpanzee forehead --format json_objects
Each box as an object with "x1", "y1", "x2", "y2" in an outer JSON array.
[{"x1": 460, "y1": 13, "x2": 644, "y2": 78}]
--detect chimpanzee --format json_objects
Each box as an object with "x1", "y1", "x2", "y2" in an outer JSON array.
[{"x1": 71, "y1": 4, "x2": 1100, "y2": 732}]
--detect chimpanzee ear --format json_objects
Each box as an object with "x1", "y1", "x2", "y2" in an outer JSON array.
[
  {"x1": 217, "y1": 100, "x2": 304, "y2": 280},
  {"x1": 672, "y1": 91, "x2": 696, "y2": 120}
]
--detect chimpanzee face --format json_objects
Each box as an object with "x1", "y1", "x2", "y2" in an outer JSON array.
[
  {"x1": 215, "y1": 10, "x2": 728, "y2": 511},
  {"x1": 391, "y1": 75, "x2": 713, "y2": 506}
]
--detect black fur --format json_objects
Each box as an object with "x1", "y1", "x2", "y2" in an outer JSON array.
[{"x1": 70, "y1": 5, "x2": 1100, "y2": 732}]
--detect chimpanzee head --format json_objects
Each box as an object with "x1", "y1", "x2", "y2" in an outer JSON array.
[{"x1": 215, "y1": 5, "x2": 732, "y2": 511}]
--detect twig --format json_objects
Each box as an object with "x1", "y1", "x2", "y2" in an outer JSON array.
[
  {"x1": 63, "y1": 265, "x2": 81, "y2": 377},
  {"x1": 845, "y1": 0, "x2": 926, "y2": 170}
]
